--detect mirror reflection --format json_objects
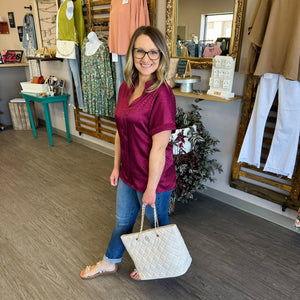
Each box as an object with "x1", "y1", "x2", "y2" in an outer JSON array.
[
  {"x1": 166, "y1": 0, "x2": 247, "y2": 70},
  {"x1": 175, "y1": 0, "x2": 234, "y2": 58}
]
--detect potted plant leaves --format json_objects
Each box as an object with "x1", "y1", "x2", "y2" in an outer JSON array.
[{"x1": 169, "y1": 104, "x2": 223, "y2": 213}]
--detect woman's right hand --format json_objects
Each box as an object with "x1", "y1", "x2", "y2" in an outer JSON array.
[{"x1": 110, "y1": 167, "x2": 119, "y2": 186}]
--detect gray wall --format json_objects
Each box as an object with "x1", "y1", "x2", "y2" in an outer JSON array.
[{"x1": 0, "y1": 66, "x2": 27, "y2": 125}]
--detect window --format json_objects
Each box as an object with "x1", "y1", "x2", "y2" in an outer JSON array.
[{"x1": 202, "y1": 13, "x2": 233, "y2": 42}]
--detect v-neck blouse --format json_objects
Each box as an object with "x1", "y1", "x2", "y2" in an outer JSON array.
[{"x1": 115, "y1": 81, "x2": 176, "y2": 193}]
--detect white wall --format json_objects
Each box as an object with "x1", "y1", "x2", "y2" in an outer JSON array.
[{"x1": 0, "y1": 1, "x2": 32, "y2": 52}]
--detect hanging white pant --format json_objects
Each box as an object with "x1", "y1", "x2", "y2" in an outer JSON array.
[{"x1": 238, "y1": 73, "x2": 300, "y2": 178}]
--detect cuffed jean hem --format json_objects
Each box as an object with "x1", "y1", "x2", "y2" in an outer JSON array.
[
  {"x1": 104, "y1": 178, "x2": 173, "y2": 263},
  {"x1": 103, "y1": 255, "x2": 122, "y2": 264}
]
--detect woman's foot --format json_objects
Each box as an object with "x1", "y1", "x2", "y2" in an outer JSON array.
[
  {"x1": 80, "y1": 260, "x2": 118, "y2": 280},
  {"x1": 130, "y1": 269, "x2": 141, "y2": 281}
]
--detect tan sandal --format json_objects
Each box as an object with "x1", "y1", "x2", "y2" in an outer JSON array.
[
  {"x1": 130, "y1": 269, "x2": 141, "y2": 281},
  {"x1": 80, "y1": 261, "x2": 118, "y2": 280}
]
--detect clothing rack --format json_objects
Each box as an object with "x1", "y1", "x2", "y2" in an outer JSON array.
[
  {"x1": 74, "y1": 0, "x2": 116, "y2": 144},
  {"x1": 85, "y1": 0, "x2": 110, "y2": 34},
  {"x1": 230, "y1": 75, "x2": 300, "y2": 211}
]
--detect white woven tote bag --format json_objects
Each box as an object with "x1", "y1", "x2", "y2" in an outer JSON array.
[{"x1": 121, "y1": 205, "x2": 192, "y2": 280}]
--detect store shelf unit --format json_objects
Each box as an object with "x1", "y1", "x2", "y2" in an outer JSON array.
[
  {"x1": 0, "y1": 63, "x2": 29, "y2": 68},
  {"x1": 26, "y1": 57, "x2": 63, "y2": 62},
  {"x1": 172, "y1": 87, "x2": 242, "y2": 103}
]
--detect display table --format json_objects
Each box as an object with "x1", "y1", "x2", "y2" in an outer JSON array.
[{"x1": 21, "y1": 92, "x2": 71, "y2": 146}]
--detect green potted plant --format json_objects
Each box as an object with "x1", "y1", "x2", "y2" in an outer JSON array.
[{"x1": 169, "y1": 104, "x2": 223, "y2": 213}]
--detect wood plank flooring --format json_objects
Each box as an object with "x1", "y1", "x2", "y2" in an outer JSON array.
[{"x1": 0, "y1": 128, "x2": 299, "y2": 300}]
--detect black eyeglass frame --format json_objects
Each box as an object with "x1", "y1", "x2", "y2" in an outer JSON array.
[{"x1": 133, "y1": 48, "x2": 161, "y2": 60}]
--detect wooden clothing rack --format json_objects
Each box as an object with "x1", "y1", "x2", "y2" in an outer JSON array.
[
  {"x1": 74, "y1": 0, "x2": 116, "y2": 144},
  {"x1": 230, "y1": 75, "x2": 300, "y2": 211}
]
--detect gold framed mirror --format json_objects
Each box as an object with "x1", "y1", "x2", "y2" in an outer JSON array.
[
  {"x1": 166, "y1": 0, "x2": 247, "y2": 70},
  {"x1": 149, "y1": 0, "x2": 157, "y2": 26}
]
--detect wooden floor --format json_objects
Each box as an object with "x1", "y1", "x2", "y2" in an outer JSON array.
[{"x1": 0, "y1": 128, "x2": 299, "y2": 300}]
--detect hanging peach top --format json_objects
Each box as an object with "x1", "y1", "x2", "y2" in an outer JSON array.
[{"x1": 108, "y1": 0, "x2": 150, "y2": 55}]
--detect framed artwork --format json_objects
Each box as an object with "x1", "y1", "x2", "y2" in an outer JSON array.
[
  {"x1": 17, "y1": 26, "x2": 23, "y2": 42},
  {"x1": 0, "y1": 21, "x2": 9, "y2": 34},
  {"x1": 8, "y1": 12, "x2": 16, "y2": 28},
  {"x1": 5, "y1": 50, "x2": 23, "y2": 63}
]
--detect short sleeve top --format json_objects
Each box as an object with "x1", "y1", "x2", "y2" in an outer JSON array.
[{"x1": 115, "y1": 81, "x2": 176, "y2": 193}]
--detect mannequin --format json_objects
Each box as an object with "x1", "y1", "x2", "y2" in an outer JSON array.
[
  {"x1": 193, "y1": 35, "x2": 199, "y2": 45},
  {"x1": 60, "y1": 0, "x2": 74, "y2": 20},
  {"x1": 57, "y1": 0, "x2": 85, "y2": 109},
  {"x1": 85, "y1": 31, "x2": 102, "y2": 56}
]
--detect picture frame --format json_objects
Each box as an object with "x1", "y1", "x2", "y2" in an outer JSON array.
[
  {"x1": 5, "y1": 50, "x2": 23, "y2": 63},
  {"x1": 17, "y1": 26, "x2": 23, "y2": 42},
  {"x1": 8, "y1": 12, "x2": 16, "y2": 28}
]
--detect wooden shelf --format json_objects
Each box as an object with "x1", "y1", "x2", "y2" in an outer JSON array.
[
  {"x1": 0, "y1": 63, "x2": 29, "y2": 68},
  {"x1": 172, "y1": 88, "x2": 242, "y2": 103},
  {"x1": 26, "y1": 57, "x2": 63, "y2": 62}
]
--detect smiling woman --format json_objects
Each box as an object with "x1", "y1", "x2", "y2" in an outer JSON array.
[{"x1": 80, "y1": 26, "x2": 178, "y2": 281}]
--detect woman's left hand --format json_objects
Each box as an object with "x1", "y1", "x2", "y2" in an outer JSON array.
[{"x1": 142, "y1": 189, "x2": 156, "y2": 208}]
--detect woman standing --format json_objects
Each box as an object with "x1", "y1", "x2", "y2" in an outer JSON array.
[{"x1": 80, "y1": 26, "x2": 176, "y2": 280}]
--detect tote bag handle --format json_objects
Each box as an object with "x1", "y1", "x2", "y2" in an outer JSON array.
[{"x1": 138, "y1": 204, "x2": 160, "y2": 240}]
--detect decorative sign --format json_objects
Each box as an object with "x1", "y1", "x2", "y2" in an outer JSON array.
[
  {"x1": 5, "y1": 50, "x2": 24, "y2": 63},
  {"x1": 176, "y1": 59, "x2": 192, "y2": 79},
  {"x1": 177, "y1": 60, "x2": 188, "y2": 76}
]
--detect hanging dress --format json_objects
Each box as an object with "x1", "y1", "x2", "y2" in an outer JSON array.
[{"x1": 81, "y1": 38, "x2": 116, "y2": 117}]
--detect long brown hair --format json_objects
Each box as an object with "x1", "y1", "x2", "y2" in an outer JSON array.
[{"x1": 124, "y1": 26, "x2": 170, "y2": 92}]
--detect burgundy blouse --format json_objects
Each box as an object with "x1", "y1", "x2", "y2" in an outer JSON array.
[{"x1": 115, "y1": 81, "x2": 176, "y2": 193}]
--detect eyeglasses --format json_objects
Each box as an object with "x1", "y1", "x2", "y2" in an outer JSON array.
[{"x1": 133, "y1": 48, "x2": 160, "y2": 60}]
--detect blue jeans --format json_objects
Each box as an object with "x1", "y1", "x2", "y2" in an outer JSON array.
[
  {"x1": 67, "y1": 44, "x2": 84, "y2": 109},
  {"x1": 114, "y1": 55, "x2": 126, "y2": 102},
  {"x1": 104, "y1": 178, "x2": 172, "y2": 264}
]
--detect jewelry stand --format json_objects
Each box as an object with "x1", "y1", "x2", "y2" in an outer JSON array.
[{"x1": 207, "y1": 56, "x2": 235, "y2": 99}]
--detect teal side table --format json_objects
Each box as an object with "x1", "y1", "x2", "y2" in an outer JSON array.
[{"x1": 21, "y1": 92, "x2": 71, "y2": 147}]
